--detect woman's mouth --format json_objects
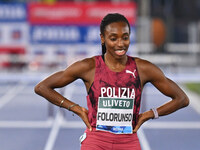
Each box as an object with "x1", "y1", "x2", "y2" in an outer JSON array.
[{"x1": 115, "y1": 49, "x2": 126, "y2": 56}]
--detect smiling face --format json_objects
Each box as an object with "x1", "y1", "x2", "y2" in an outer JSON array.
[{"x1": 101, "y1": 21, "x2": 130, "y2": 59}]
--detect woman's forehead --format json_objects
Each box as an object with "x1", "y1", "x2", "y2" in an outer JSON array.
[{"x1": 105, "y1": 22, "x2": 129, "y2": 34}]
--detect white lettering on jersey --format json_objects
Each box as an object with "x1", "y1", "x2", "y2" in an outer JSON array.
[{"x1": 100, "y1": 87, "x2": 135, "y2": 99}]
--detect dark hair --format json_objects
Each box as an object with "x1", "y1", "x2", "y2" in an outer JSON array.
[{"x1": 100, "y1": 13, "x2": 131, "y2": 55}]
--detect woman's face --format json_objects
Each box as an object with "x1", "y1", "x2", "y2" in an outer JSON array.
[{"x1": 101, "y1": 21, "x2": 130, "y2": 59}]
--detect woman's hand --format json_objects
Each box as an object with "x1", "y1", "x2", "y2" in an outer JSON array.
[
  {"x1": 133, "y1": 110, "x2": 153, "y2": 133},
  {"x1": 76, "y1": 106, "x2": 92, "y2": 131}
]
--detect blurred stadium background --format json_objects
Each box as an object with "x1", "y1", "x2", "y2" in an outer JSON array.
[
  {"x1": 0, "y1": 0, "x2": 200, "y2": 74},
  {"x1": 0, "y1": 0, "x2": 200, "y2": 150}
]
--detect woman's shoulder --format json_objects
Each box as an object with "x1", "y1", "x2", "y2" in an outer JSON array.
[
  {"x1": 134, "y1": 56, "x2": 165, "y2": 84},
  {"x1": 134, "y1": 57, "x2": 154, "y2": 67},
  {"x1": 69, "y1": 56, "x2": 96, "y2": 73},
  {"x1": 64, "y1": 56, "x2": 96, "y2": 79},
  {"x1": 79, "y1": 56, "x2": 96, "y2": 67},
  {"x1": 134, "y1": 57, "x2": 161, "y2": 76}
]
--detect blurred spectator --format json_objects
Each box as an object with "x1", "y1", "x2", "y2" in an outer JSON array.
[{"x1": 151, "y1": 0, "x2": 200, "y2": 43}]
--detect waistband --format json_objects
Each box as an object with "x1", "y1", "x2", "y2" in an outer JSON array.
[{"x1": 85, "y1": 128, "x2": 138, "y2": 138}]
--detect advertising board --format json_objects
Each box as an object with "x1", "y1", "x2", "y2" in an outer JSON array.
[
  {"x1": 0, "y1": 3, "x2": 27, "y2": 22},
  {"x1": 28, "y1": 2, "x2": 137, "y2": 25}
]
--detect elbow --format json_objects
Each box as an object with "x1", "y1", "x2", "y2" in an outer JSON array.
[
  {"x1": 34, "y1": 83, "x2": 45, "y2": 95},
  {"x1": 180, "y1": 95, "x2": 190, "y2": 108},
  {"x1": 184, "y1": 96, "x2": 190, "y2": 107}
]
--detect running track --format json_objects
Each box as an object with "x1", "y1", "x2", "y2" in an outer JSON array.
[{"x1": 0, "y1": 73, "x2": 200, "y2": 150}]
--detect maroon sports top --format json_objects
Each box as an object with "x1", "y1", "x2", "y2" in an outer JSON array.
[{"x1": 86, "y1": 55, "x2": 142, "y2": 130}]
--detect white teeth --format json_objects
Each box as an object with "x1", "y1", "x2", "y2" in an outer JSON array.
[{"x1": 115, "y1": 49, "x2": 126, "y2": 56}]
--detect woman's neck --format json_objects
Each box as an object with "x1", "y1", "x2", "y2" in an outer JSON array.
[{"x1": 104, "y1": 53, "x2": 127, "y2": 72}]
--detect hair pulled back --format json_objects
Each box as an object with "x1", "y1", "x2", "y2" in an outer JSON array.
[{"x1": 100, "y1": 13, "x2": 131, "y2": 55}]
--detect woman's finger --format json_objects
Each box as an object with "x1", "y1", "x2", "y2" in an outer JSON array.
[{"x1": 80, "y1": 107, "x2": 92, "y2": 131}]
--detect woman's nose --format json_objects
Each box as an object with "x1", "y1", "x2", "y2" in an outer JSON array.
[{"x1": 117, "y1": 39, "x2": 123, "y2": 47}]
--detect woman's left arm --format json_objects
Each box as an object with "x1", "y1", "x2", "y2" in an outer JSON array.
[{"x1": 133, "y1": 58, "x2": 189, "y2": 132}]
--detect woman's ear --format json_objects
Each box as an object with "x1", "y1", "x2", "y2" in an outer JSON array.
[{"x1": 100, "y1": 34, "x2": 105, "y2": 45}]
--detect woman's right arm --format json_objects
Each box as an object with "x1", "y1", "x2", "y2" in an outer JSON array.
[{"x1": 34, "y1": 57, "x2": 95, "y2": 130}]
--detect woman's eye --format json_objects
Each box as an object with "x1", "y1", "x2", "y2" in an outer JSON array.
[
  {"x1": 110, "y1": 38, "x2": 116, "y2": 41},
  {"x1": 123, "y1": 36, "x2": 129, "y2": 40}
]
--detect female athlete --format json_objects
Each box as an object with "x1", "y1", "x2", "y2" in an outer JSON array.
[{"x1": 35, "y1": 13, "x2": 189, "y2": 150}]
